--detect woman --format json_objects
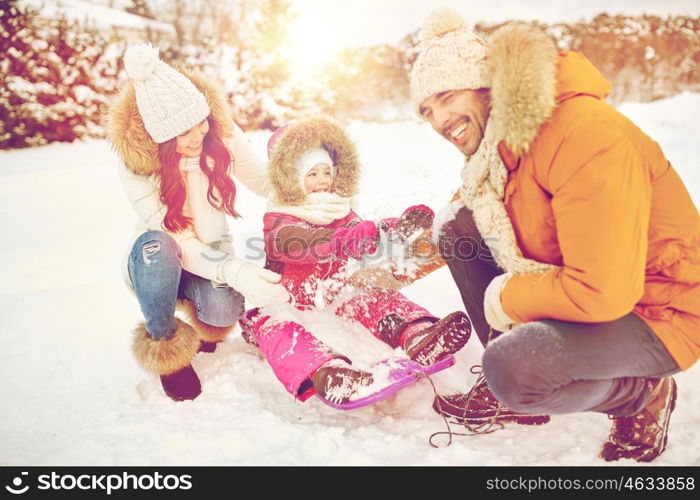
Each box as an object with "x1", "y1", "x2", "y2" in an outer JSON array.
[{"x1": 108, "y1": 44, "x2": 289, "y2": 401}]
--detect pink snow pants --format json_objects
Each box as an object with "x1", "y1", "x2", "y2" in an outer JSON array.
[{"x1": 252, "y1": 288, "x2": 435, "y2": 401}]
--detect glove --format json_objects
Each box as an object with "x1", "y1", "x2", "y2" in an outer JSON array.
[
  {"x1": 348, "y1": 267, "x2": 407, "y2": 291},
  {"x1": 329, "y1": 220, "x2": 379, "y2": 260},
  {"x1": 483, "y1": 273, "x2": 517, "y2": 332},
  {"x1": 394, "y1": 204, "x2": 435, "y2": 240},
  {"x1": 222, "y1": 259, "x2": 290, "y2": 308}
]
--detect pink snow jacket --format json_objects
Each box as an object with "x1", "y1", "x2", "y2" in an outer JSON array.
[
  {"x1": 263, "y1": 116, "x2": 368, "y2": 307},
  {"x1": 263, "y1": 210, "x2": 368, "y2": 307}
]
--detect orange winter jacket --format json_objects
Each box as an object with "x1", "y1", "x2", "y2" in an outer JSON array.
[
  {"x1": 497, "y1": 52, "x2": 700, "y2": 370},
  {"x1": 413, "y1": 51, "x2": 699, "y2": 370}
]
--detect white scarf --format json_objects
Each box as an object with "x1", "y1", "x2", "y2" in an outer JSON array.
[
  {"x1": 180, "y1": 157, "x2": 229, "y2": 244},
  {"x1": 459, "y1": 122, "x2": 558, "y2": 276},
  {"x1": 266, "y1": 192, "x2": 353, "y2": 225}
]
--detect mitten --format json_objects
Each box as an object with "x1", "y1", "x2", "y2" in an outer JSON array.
[
  {"x1": 330, "y1": 220, "x2": 379, "y2": 260},
  {"x1": 223, "y1": 259, "x2": 290, "y2": 308}
]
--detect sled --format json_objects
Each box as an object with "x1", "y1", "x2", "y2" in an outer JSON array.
[{"x1": 315, "y1": 356, "x2": 455, "y2": 410}]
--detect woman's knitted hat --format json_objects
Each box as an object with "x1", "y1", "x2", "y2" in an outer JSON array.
[
  {"x1": 410, "y1": 7, "x2": 490, "y2": 115},
  {"x1": 123, "y1": 44, "x2": 210, "y2": 143}
]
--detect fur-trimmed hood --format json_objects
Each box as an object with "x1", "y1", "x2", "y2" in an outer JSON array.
[
  {"x1": 487, "y1": 23, "x2": 611, "y2": 155},
  {"x1": 107, "y1": 66, "x2": 234, "y2": 177},
  {"x1": 267, "y1": 116, "x2": 360, "y2": 205}
]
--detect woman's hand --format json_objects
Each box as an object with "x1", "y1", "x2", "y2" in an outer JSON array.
[{"x1": 223, "y1": 260, "x2": 290, "y2": 308}]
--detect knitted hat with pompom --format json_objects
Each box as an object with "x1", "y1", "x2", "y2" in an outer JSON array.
[
  {"x1": 410, "y1": 7, "x2": 490, "y2": 115},
  {"x1": 123, "y1": 44, "x2": 210, "y2": 143}
]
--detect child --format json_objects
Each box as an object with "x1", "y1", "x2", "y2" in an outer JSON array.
[{"x1": 243, "y1": 116, "x2": 471, "y2": 405}]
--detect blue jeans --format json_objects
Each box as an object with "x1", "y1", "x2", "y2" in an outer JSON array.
[{"x1": 127, "y1": 230, "x2": 245, "y2": 340}]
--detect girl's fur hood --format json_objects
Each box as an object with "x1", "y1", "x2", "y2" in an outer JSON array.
[
  {"x1": 107, "y1": 66, "x2": 234, "y2": 177},
  {"x1": 267, "y1": 116, "x2": 360, "y2": 205}
]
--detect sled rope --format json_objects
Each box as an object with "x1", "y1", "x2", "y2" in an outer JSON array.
[
  {"x1": 422, "y1": 328, "x2": 506, "y2": 447},
  {"x1": 412, "y1": 370, "x2": 455, "y2": 447}
]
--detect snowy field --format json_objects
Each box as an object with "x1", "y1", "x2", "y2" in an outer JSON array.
[{"x1": 1, "y1": 93, "x2": 699, "y2": 466}]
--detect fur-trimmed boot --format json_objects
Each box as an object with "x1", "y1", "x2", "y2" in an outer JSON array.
[
  {"x1": 132, "y1": 318, "x2": 201, "y2": 401},
  {"x1": 177, "y1": 299, "x2": 236, "y2": 354}
]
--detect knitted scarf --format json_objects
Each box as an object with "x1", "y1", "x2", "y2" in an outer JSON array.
[
  {"x1": 459, "y1": 122, "x2": 558, "y2": 276},
  {"x1": 266, "y1": 192, "x2": 353, "y2": 225}
]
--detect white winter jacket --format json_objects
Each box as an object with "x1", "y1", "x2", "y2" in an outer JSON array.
[{"x1": 119, "y1": 123, "x2": 270, "y2": 289}]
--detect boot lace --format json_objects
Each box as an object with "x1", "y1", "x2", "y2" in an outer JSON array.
[{"x1": 425, "y1": 328, "x2": 505, "y2": 447}]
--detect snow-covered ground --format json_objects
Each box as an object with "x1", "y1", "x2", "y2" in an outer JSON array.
[{"x1": 1, "y1": 93, "x2": 699, "y2": 466}]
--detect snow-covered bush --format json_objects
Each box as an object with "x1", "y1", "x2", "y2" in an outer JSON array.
[
  {"x1": 0, "y1": 1, "x2": 123, "y2": 149},
  {"x1": 3, "y1": 0, "x2": 699, "y2": 150}
]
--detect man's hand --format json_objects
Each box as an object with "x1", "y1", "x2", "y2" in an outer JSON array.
[
  {"x1": 484, "y1": 273, "x2": 517, "y2": 332},
  {"x1": 394, "y1": 204, "x2": 435, "y2": 240},
  {"x1": 348, "y1": 267, "x2": 406, "y2": 291}
]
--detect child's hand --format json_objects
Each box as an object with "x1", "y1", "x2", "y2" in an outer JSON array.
[{"x1": 330, "y1": 220, "x2": 379, "y2": 260}]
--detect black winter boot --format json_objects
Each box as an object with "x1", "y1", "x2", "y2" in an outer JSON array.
[
  {"x1": 132, "y1": 318, "x2": 201, "y2": 402},
  {"x1": 160, "y1": 364, "x2": 202, "y2": 401},
  {"x1": 198, "y1": 341, "x2": 219, "y2": 353}
]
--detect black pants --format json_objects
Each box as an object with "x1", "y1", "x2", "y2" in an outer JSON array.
[{"x1": 438, "y1": 205, "x2": 679, "y2": 416}]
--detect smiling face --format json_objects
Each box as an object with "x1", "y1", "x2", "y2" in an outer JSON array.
[
  {"x1": 419, "y1": 88, "x2": 491, "y2": 157},
  {"x1": 175, "y1": 118, "x2": 209, "y2": 157},
  {"x1": 303, "y1": 163, "x2": 334, "y2": 194}
]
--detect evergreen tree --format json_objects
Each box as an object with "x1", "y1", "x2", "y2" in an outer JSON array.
[{"x1": 0, "y1": 0, "x2": 121, "y2": 149}]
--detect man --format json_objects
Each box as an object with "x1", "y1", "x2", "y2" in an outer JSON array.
[{"x1": 408, "y1": 8, "x2": 699, "y2": 461}]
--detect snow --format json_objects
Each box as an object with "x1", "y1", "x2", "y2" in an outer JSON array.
[{"x1": 1, "y1": 93, "x2": 699, "y2": 466}]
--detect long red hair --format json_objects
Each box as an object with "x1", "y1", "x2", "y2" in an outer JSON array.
[{"x1": 157, "y1": 117, "x2": 240, "y2": 232}]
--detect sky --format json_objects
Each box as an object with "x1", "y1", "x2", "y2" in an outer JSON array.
[{"x1": 290, "y1": 0, "x2": 700, "y2": 47}]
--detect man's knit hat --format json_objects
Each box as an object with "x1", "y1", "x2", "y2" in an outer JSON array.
[
  {"x1": 123, "y1": 44, "x2": 210, "y2": 143},
  {"x1": 410, "y1": 7, "x2": 490, "y2": 115}
]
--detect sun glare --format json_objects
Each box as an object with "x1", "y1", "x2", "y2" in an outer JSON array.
[{"x1": 285, "y1": 12, "x2": 345, "y2": 77}]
